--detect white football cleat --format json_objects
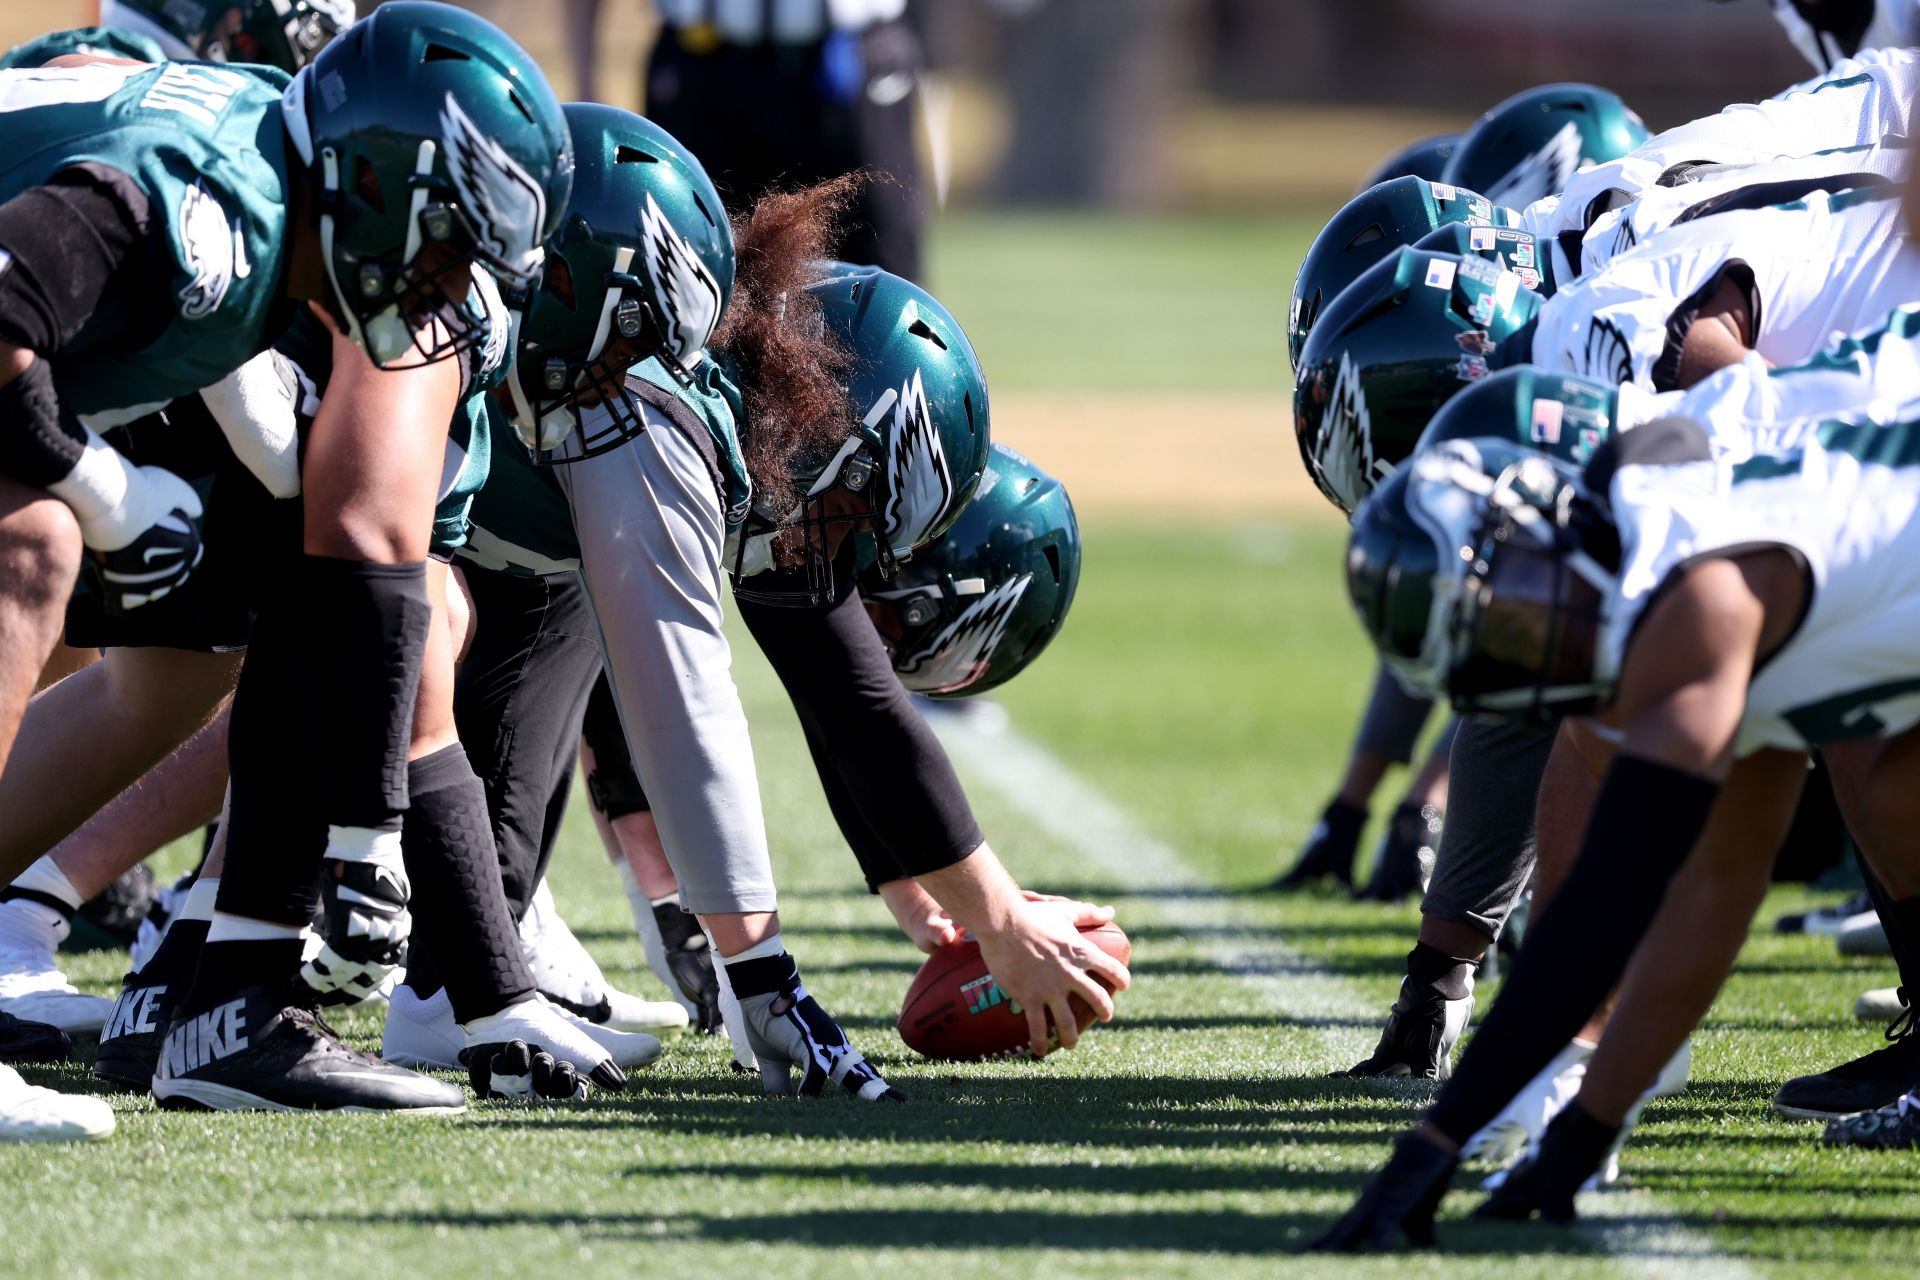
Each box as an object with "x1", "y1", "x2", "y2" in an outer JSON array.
[
  {"x1": 0, "y1": 899, "x2": 114, "y2": 1035},
  {"x1": 462, "y1": 993, "x2": 656, "y2": 1078},
  {"x1": 381, "y1": 983, "x2": 464, "y2": 1070},
  {"x1": 546, "y1": 997, "x2": 664, "y2": 1070},
  {"x1": 1856, "y1": 986, "x2": 1907, "y2": 1022},
  {"x1": 1463, "y1": 1039, "x2": 1593, "y2": 1167},
  {"x1": 0, "y1": 1063, "x2": 114, "y2": 1142},
  {"x1": 520, "y1": 879, "x2": 688, "y2": 1036}
]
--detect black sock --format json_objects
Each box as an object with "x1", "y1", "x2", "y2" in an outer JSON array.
[
  {"x1": 179, "y1": 937, "x2": 305, "y2": 1016},
  {"x1": 1406, "y1": 941, "x2": 1476, "y2": 1002},
  {"x1": 726, "y1": 951, "x2": 798, "y2": 1000},
  {"x1": 139, "y1": 917, "x2": 211, "y2": 987},
  {"x1": 401, "y1": 744, "x2": 535, "y2": 1024}
]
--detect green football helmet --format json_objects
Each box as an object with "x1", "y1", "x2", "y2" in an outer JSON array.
[
  {"x1": 103, "y1": 0, "x2": 352, "y2": 71},
  {"x1": 1417, "y1": 366, "x2": 1620, "y2": 467},
  {"x1": 1358, "y1": 133, "x2": 1463, "y2": 192},
  {"x1": 1289, "y1": 176, "x2": 1520, "y2": 368},
  {"x1": 282, "y1": 1, "x2": 572, "y2": 368},
  {"x1": 1347, "y1": 435, "x2": 1618, "y2": 721},
  {"x1": 506, "y1": 102, "x2": 734, "y2": 461},
  {"x1": 859, "y1": 442, "x2": 1080, "y2": 698},
  {"x1": 732, "y1": 262, "x2": 992, "y2": 607},
  {"x1": 1443, "y1": 83, "x2": 1649, "y2": 210},
  {"x1": 1293, "y1": 247, "x2": 1541, "y2": 515},
  {"x1": 1412, "y1": 222, "x2": 1555, "y2": 297}
]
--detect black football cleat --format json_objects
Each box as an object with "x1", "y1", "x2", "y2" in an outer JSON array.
[
  {"x1": 1361, "y1": 803, "x2": 1441, "y2": 902},
  {"x1": 1771, "y1": 1009, "x2": 1920, "y2": 1120},
  {"x1": 1472, "y1": 1104, "x2": 1619, "y2": 1224},
  {"x1": 1336, "y1": 975, "x2": 1472, "y2": 1081},
  {"x1": 1272, "y1": 798, "x2": 1366, "y2": 891},
  {"x1": 152, "y1": 987, "x2": 465, "y2": 1113},
  {"x1": 0, "y1": 1010, "x2": 70, "y2": 1064},
  {"x1": 92, "y1": 971, "x2": 180, "y2": 1090},
  {"x1": 1308, "y1": 1133, "x2": 1458, "y2": 1252},
  {"x1": 1822, "y1": 1090, "x2": 1920, "y2": 1150}
]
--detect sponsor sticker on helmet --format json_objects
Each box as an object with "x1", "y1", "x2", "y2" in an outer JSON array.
[
  {"x1": 1531, "y1": 398, "x2": 1565, "y2": 445},
  {"x1": 1470, "y1": 226, "x2": 1497, "y2": 251},
  {"x1": 1424, "y1": 259, "x2": 1458, "y2": 291}
]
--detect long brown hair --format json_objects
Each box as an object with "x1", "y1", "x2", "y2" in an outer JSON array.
[{"x1": 711, "y1": 174, "x2": 861, "y2": 514}]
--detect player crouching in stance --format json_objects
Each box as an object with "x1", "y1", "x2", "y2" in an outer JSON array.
[{"x1": 1312, "y1": 400, "x2": 1920, "y2": 1248}]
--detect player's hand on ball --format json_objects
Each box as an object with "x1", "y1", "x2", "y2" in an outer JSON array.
[
  {"x1": 737, "y1": 973, "x2": 904, "y2": 1102},
  {"x1": 974, "y1": 902, "x2": 1131, "y2": 1056},
  {"x1": 878, "y1": 879, "x2": 963, "y2": 954},
  {"x1": 466, "y1": 1039, "x2": 589, "y2": 1103},
  {"x1": 1018, "y1": 890, "x2": 1117, "y2": 932}
]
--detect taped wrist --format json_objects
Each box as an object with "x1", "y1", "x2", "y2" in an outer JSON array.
[
  {"x1": 1407, "y1": 942, "x2": 1476, "y2": 1003},
  {"x1": 1427, "y1": 754, "x2": 1719, "y2": 1145},
  {"x1": 0, "y1": 357, "x2": 85, "y2": 488},
  {"x1": 293, "y1": 555, "x2": 431, "y2": 830}
]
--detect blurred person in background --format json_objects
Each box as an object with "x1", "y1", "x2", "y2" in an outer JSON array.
[{"x1": 560, "y1": 0, "x2": 926, "y2": 280}]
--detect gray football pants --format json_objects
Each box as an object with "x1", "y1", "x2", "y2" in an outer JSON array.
[{"x1": 1420, "y1": 715, "x2": 1557, "y2": 941}]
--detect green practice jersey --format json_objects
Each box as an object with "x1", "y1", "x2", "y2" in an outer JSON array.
[
  {"x1": 0, "y1": 26, "x2": 171, "y2": 70},
  {"x1": 0, "y1": 59, "x2": 291, "y2": 419},
  {"x1": 464, "y1": 355, "x2": 749, "y2": 577}
]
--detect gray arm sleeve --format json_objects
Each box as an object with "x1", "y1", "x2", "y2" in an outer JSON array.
[{"x1": 557, "y1": 409, "x2": 777, "y2": 915}]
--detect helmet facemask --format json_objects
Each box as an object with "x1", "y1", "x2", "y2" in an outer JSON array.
[
  {"x1": 1405, "y1": 444, "x2": 1618, "y2": 720},
  {"x1": 730, "y1": 433, "x2": 893, "y2": 608}
]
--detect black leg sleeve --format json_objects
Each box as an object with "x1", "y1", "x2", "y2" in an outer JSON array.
[
  {"x1": 581, "y1": 671, "x2": 652, "y2": 819},
  {"x1": 218, "y1": 589, "x2": 330, "y2": 926},
  {"x1": 453, "y1": 565, "x2": 602, "y2": 920},
  {"x1": 402, "y1": 743, "x2": 536, "y2": 1024},
  {"x1": 293, "y1": 555, "x2": 431, "y2": 834},
  {"x1": 738, "y1": 584, "x2": 983, "y2": 883},
  {"x1": 1426, "y1": 756, "x2": 1719, "y2": 1146}
]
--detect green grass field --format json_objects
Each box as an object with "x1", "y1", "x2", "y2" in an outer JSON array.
[{"x1": 4, "y1": 213, "x2": 1917, "y2": 1279}]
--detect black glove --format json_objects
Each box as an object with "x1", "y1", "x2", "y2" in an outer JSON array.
[
  {"x1": 654, "y1": 901, "x2": 723, "y2": 1034},
  {"x1": 728, "y1": 952, "x2": 904, "y2": 1101},
  {"x1": 466, "y1": 1039, "x2": 589, "y2": 1102},
  {"x1": 296, "y1": 855, "x2": 411, "y2": 1007},
  {"x1": 1308, "y1": 1133, "x2": 1458, "y2": 1253},
  {"x1": 1474, "y1": 1102, "x2": 1619, "y2": 1224}
]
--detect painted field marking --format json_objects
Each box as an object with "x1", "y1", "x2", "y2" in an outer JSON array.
[{"x1": 928, "y1": 714, "x2": 1755, "y2": 1278}]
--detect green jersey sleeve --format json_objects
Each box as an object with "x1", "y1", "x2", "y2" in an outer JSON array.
[
  {"x1": 462, "y1": 401, "x2": 582, "y2": 577},
  {"x1": 0, "y1": 60, "x2": 292, "y2": 419},
  {"x1": 0, "y1": 27, "x2": 171, "y2": 70}
]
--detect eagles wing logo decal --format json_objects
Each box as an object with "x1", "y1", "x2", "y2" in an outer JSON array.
[
  {"x1": 1485, "y1": 121, "x2": 1585, "y2": 209},
  {"x1": 178, "y1": 181, "x2": 238, "y2": 319},
  {"x1": 440, "y1": 94, "x2": 547, "y2": 279},
  {"x1": 1312, "y1": 350, "x2": 1386, "y2": 511},
  {"x1": 640, "y1": 193, "x2": 723, "y2": 362},
  {"x1": 1571, "y1": 316, "x2": 1635, "y2": 385},
  {"x1": 896, "y1": 574, "x2": 1033, "y2": 694},
  {"x1": 882, "y1": 369, "x2": 954, "y2": 553}
]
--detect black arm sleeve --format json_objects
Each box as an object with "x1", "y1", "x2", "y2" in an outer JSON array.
[
  {"x1": 737, "y1": 581, "x2": 984, "y2": 891},
  {"x1": 0, "y1": 165, "x2": 168, "y2": 358}
]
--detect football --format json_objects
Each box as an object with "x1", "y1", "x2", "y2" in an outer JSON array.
[{"x1": 897, "y1": 921, "x2": 1132, "y2": 1060}]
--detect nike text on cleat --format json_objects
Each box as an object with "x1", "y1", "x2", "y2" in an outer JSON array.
[
  {"x1": 93, "y1": 974, "x2": 178, "y2": 1090},
  {"x1": 0, "y1": 1063, "x2": 114, "y2": 1143},
  {"x1": 151, "y1": 987, "x2": 464, "y2": 1113}
]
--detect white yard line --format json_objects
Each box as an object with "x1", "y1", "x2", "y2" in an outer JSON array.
[{"x1": 928, "y1": 714, "x2": 1758, "y2": 1279}]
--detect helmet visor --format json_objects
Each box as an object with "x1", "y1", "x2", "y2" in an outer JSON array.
[{"x1": 1450, "y1": 534, "x2": 1607, "y2": 718}]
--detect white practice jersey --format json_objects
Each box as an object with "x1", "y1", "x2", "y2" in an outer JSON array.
[
  {"x1": 1601, "y1": 406, "x2": 1920, "y2": 755},
  {"x1": 1532, "y1": 186, "x2": 1916, "y2": 392},
  {"x1": 1514, "y1": 48, "x2": 1917, "y2": 281},
  {"x1": 1577, "y1": 143, "x2": 1908, "y2": 278}
]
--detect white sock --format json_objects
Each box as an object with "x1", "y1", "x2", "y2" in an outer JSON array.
[
  {"x1": 181, "y1": 878, "x2": 219, "y2": 923},
  {"x1": 206, "y1": 913, "x2": 304, "y2": 944},
  {"x1": 720, "y1": 932, "x2": 784, "y2": 965},
  {"x1": 10, "y1": 857, "x2": 83, "y2": 912}
]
